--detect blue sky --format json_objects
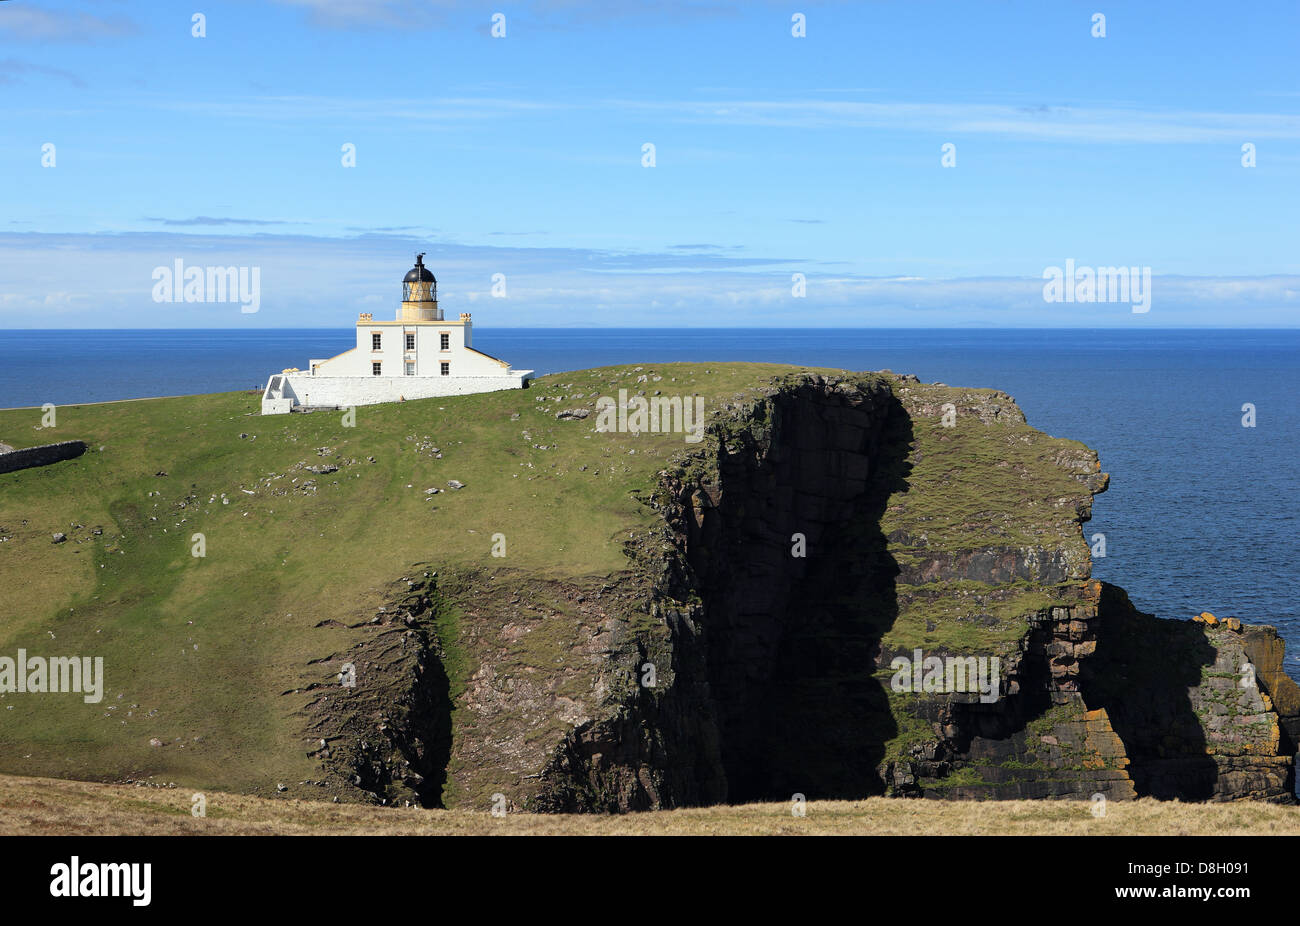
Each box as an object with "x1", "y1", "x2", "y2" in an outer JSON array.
[{"x1": 2, "y1": 0, "x2": 1298, "y2": 327}]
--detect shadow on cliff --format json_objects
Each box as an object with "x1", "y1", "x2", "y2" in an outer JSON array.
[
  {"x1": 1080, "y1": 584, "x2": 1218, "y2": 800},
  {"x1": 686, "y1": 384, "x2": 912, "y2": 803},
  {"x1": 303, "y1": 570, "x2": 455, "y2": 810}
]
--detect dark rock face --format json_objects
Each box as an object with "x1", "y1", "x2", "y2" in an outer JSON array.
[
  {"x1": 524, "y1": 375, "x2": 902, "y2": 810},
  {"x1": 1081, "y1": 585, "x2": 1296, "y2": 801},
  {"x1": 901, "y1": 548, "x2": 1077, "y2": 585},
  {"x1": 659, "y1": 378, "x2": 903, "y2": 802},
  {"x1": 884, "y1": 585, "x2": 1137, "y2": 802},
  {"x1": 1241, "y1": 625, "x2": 1300, "y2": 757},
  {"x1": 311, "y1": 371, "x2": 1297, "y2": 809},
  {"x1": 298, "y1": 572, "x2": 452, "y2": 807}
]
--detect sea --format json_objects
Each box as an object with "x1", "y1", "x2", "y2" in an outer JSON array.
[{"x1": 2, "y1": 328, "x2": 1297, "y2": 682}]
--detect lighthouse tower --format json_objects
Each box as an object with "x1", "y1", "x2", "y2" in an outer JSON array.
[{"x1": 400, "y1": 253, "x2": 441, "y2": 322}]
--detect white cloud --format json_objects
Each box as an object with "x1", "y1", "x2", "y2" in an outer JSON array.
[
  {"x1": 0, "y1": 6, "x2": 136, "y2": 42},
  {"x1": 54, "y1": 90, "x2": 1300, "y2": 146},
  {"x1": 269, "y1": 0, "x2": 461, "y2": 28},
  {"x1": 625, "y1": 99, "x2": 1300, "y2": 144},
  {"x1": 0, "y1": 232, "x2": 1296, "y2": 328},
  {"x1": 0, "y1": 57, "x2": 85, "y2": 87}
]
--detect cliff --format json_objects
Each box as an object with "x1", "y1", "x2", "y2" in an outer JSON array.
[
  {"x1": 0, "y1": 364, "x2": 1293, "y2": 808},
  {"x1": 303, "y1": 370, "x2": 1299, "y2": 808}
]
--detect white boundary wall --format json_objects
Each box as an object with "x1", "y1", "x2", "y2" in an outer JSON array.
[{"x1": 262, "y1": 371, "x2": 531, "y2": 413}]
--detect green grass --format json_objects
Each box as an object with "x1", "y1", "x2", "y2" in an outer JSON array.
[
  {"x1": 885, "y1": 581, "x2": 1065, "y2": 654},
  {"x1": 880, "y1": 380, "x2": 1099, "y2": 557}
]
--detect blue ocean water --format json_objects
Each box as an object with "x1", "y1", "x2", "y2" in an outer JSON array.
[{"x1": 2, "y1": 328, "x2": 1297, "y2": 681}]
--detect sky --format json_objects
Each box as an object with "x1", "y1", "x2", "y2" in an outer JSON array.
[{"x1": 1, "y1": 0, "x2": 1298, "y2": 328}]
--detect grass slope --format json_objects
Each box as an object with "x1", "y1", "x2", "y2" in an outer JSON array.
[{"x1": 0, "y1": 363, "x2": 816, "y2": 796}]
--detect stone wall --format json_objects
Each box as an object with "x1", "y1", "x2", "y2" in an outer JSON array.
[{"x1": 0, "y1": 440, "x2": 86, "y2": 475}]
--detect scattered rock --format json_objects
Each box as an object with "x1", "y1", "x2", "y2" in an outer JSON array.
[
  {"x1": 51, "y1": 533, "x2": 67, "y2": 544},
  {"x1": 447, "y1": 480, "x2": 465, "y2": 490}
]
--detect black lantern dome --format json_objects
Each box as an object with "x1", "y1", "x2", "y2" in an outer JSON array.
[{"x1": 402, "y1": 253, "x2": 437, "y2": 303}]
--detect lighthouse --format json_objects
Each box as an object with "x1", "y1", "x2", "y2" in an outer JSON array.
[
  {"x1": 261, "y1": 255, "x2": 531, "y2": 414},
  {"x1": 401, "y1": 253, "x2": 440, "y2": 321}
]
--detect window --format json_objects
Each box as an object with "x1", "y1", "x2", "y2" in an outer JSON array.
[
  {"x1": 371, "y1": 333, "x2": 382, "y2": 350},
  {"x1": 405, "y1": 362, "x2": 415, "y2": 376},
  {"x1": 405, "y1": 334, "x2": 415, "y2": 351},
  {"x1": 440, "y1": 333, "x2": 450, "y2": 351},
  {"x1": 372, "y1": 362, "x2": 382, "y2": 376},
  {"x1": 440, "y1": 362, "x2": 450, "y2": 376}
]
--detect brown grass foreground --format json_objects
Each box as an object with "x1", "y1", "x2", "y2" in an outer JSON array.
[{"x1": 1, "y1": 774, "x2": 1298, "y2": 835}]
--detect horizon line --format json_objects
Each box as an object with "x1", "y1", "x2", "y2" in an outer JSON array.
[{"x1": 4, "y1": 325, "x2": 1300, "y2": 332}]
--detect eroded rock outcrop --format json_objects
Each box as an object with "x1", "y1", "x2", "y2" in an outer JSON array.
[
  {"x1": 305, "y1": 370, "x2": 1297, "y2": 808},
  {"x1": 295, "y1": 570, "x2": 452, "y2": 807}
]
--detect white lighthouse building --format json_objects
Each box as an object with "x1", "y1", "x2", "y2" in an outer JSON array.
[{"x1": 262, "y1": 254, "x2": 531, "y2": 414}]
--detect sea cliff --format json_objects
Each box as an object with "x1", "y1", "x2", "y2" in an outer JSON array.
[
  {"x1": 302, "y1": 370, "x2": 1299, "y2": 808},
  {"x1": 1, "y1": 364, "x2": 1293, "y2": 809}
]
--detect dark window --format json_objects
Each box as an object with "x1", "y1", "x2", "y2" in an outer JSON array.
[
  {"x1": 372, "y1": 362, "x2": 382, "y2": 376},
  {"x1": 405, "y1": 333, "x2": 415, "y2": 350},
  {"x1": 440, "y1": 362, "x2": 450, "y2": 376},
  {"x1": 371, "y1": 333, "x2": 382, "y2": 350},
  {"x1": 440, "y1": 333, "x2": 450, "y2": 350}
]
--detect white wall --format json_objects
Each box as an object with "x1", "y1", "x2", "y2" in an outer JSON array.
[
  {"x1": 309, "y1": 322, "x2": 510, "y2": 378},
  {"x1": 262, "y1": 371, "x2": 530, "y2": 412}
]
